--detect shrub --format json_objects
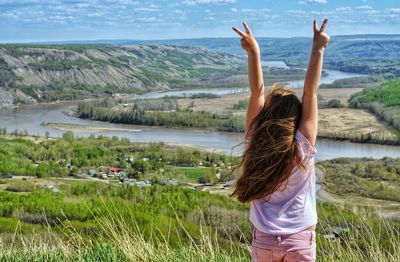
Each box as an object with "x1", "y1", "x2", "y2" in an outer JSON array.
[
  {"x1": 327, "y1": 99, "x2": 342, "y2": 108},
  {"x1": 5, "y1": 180, "x2": 35, "y2": 192}
]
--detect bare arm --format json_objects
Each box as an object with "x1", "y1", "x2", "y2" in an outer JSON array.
[
  {"x1": 232, "y1": 22, "x2": 264, "y2": 140},
  {"x1": 299, "y1": 19, "x2": 330, "y2": 146}
]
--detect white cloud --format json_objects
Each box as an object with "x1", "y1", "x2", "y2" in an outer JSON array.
[
  {"x1": 287, "y1": 10, "x2": 306, "y2": 15},
  {"x1": 388, "y1": 8, "x2": 400, "y2": 14},
  {"x1": 181, "y1": 0, "x2": 236, "y2": 6},
  {"x1": 134, "y1": 7, "x2": 160, "y2": 12},
  {"x1": 75, "y1": 3, "x2": 90, "y2": 9},
  {"x1": 241, "y1": 8, "x2": 270, "y2": 13},
  {"x1": 104, "y1": 0, "x2": 139, "y2": 4},
  {"x1": 356, "y1": 5, "x2": 373, "y2": 10},
  {"x1": 298, "y1": 1, "x2": 306, "y2": 4},
  {"x1": 87, "y1": 12, "x2": 106, "y2": 17},
  {"x1": 307, "y1": 0, "x2": 328, "y2": 4},
  {"x1": 336, "y1": 7, "x2": 352, "y2": 12},
  {"x1": 135, "y1": 17, "x2": 157, "y2": 23},
  {"x1": 230, "y1": 7, "x2": 237, "y2": 12}
]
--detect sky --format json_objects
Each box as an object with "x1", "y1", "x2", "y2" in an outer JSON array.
[{"x1": 0, "y1": 0, "x2": 400, "y2": 42}]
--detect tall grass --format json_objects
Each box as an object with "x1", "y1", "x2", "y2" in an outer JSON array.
[
  {"x1": 1, "y1": 202, "x2": 399, "y2": 262},
  {"x1": 317, "y1": 205, "x2": 400, "y2": 262}
]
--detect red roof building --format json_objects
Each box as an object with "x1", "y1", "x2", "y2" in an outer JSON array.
[{"x1": 109, "y1": 167, "x2": 121, "y2": 173}]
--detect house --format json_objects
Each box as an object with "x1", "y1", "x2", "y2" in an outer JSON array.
[
  {"x1": 41, "y1": 183, "x2": 55, "y2": 189},
  {"x1": 119, "y1": 176, "x2": 129, "y2": 183},
  {"x1": 223, "y1": 180, "x2": 235, "y2": 188},
  {"x1": 108, "y1": 167, "x2": 123, "y2": 177},
  {"x1": 109, "y1": 167, "x2": 121, "y2": 173},
  {"x1": 88, "y1": 170, "x2": 97, "y2": 177},
  {"x1": 100, "y1": 173, "x2": 108, "y2": 180},
  {"x1": 41, "y1": 183, "x2": 59, "y2": 192},
  {"x1": 0, "y1": 174, "x2": 13, "y2": 179},
  {"x1": 167, "y1": 179, "x2": 179, "y2": 186},
  {"x1": 128, "y1": 180, "x2": 151, "y2": 188}
]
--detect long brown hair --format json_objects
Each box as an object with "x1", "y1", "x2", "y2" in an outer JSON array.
[{"x1": 230, "y1": 84, "x2": 304, "y2": 203}]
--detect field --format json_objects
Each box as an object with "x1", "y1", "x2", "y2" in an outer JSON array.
[
  {"x1": 42, "y1": 122, "x2": 142, "y2": 133},
  {"x1": 176, "y1": 87, "x2": 363, "y2": 111},
  {"x1": 318, "y1": 108, "x2": 398, "y2": 142}
]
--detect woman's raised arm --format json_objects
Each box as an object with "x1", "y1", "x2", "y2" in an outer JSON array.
[
  {"x1": 299, "y1": 19, "x2": 330, "y2": 146},
  {"x1": 232, "y1": 22, "x2": 264, "y2": 141}
]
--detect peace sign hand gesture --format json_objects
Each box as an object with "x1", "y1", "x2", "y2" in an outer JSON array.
[
  {"x1": 232, "y1": 22, "x2": 260, "y2": 55},
  {"x1": 313, "y1": 18, "x2": 330, "y2": 51}
]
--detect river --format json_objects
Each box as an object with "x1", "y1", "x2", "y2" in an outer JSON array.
[
  {"x1": 0, "y1": 63, "x2": 398, "y2": 161},
  {"x1": 262, "y1": 60, "x2": 367, "y2": 88}
]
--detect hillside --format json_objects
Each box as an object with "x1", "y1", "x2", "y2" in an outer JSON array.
[
  {"x1": 126, "y1": 35, "x2": 400, "y2": 77},
  {"x1": 0, "y1": 44, "x2": 244, "y2": 107},
  {"x1": 0, "y1": 134, "x2": 399, "y2": 261},
  {"x1": 350, "y1": 78, "x2": 400, "y2": 132}
]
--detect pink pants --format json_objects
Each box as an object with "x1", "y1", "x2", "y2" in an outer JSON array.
[{"x1": 251, "y1": 228, "x2": 316, "y2": 262}]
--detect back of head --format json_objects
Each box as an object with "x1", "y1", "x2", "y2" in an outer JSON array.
[{"x1": 231, "y1": 84, "x2": 303, "y2": 203}]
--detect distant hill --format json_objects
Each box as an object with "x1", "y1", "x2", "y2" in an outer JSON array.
[
  {"x1": 113, "y1": 35, "x2": 400, "y2": 77},
  {"x1": 0, "y1": 44, "x2": 244, "y2": 107}
]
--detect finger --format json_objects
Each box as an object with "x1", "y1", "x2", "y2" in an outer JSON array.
[
  {"x1": 232, "y1": 27, "x2": 246, "y2": 38},
  {"x1": 319, "y1": 18, "x2": 328, "y2": 32},
  {"x1": 243, "y1": 21, "x2": 252, "y2": 34},
  {"x1": 313, "y1": 19, "x2": 318, "y2": 33}
]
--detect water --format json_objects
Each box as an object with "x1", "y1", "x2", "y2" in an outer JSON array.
[
  {"x1": 0, "y1": 102, "x2": 399, "y2": 161},
  {"x1": 134, "y1": 87, "x2": 249, "y2": 99},
  {"x1": 261, "y1": 61, "x2": 290, "y2": 69},
  {"x1": 263, "y1": 60, "x2": 367, "y2": 88}
]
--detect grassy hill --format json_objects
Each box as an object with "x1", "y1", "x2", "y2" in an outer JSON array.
[
  {"x1": 0, "y1": 134, "x2": 399, "y2": 261},
  {"x1": 0, "y1": 44, "x2": 245, "y2": 107},
  {"x1": 350, "y1": 78, "x2": 400, "y2": 132}
]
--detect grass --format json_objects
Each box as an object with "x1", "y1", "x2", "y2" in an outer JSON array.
[
  {"x1": 5, "y1": 180, "x2": 35, "y2": 193},
  {"x1": 1, "y1": 201, "x2": 400, "y2": 262},
  {"x1": 317, "y1": 108, "x2": 399, "y2": 144},
  {"x1": 350, "y1": 78, "x2": 400, "y2": 107},
  {"x1": 169, "y1": 166, "x2": 207, "y2": 182},
  {"x1": 350, "y1": 78, "x2": 400, "y2": 132}
]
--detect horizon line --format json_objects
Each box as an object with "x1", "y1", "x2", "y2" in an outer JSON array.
[{"x1": 1, "y1": 33, "x2": 400, "y2": 45}]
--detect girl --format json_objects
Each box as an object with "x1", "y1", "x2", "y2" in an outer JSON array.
[{"x1": 231, "y1": 19, "x2": 330, "y2": 262}]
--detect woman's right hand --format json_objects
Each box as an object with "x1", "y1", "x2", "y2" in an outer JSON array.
[
  {"x1": 312, "y1": 18, "x2": 330, "y2": 51},
  {"x1": 232, "y1": 22, "x2": 260, "y2": 55}
]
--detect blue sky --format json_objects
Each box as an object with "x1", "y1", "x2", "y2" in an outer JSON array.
[{"x1": 1, "y1": 0, "x2": 399, "y2": 42}]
